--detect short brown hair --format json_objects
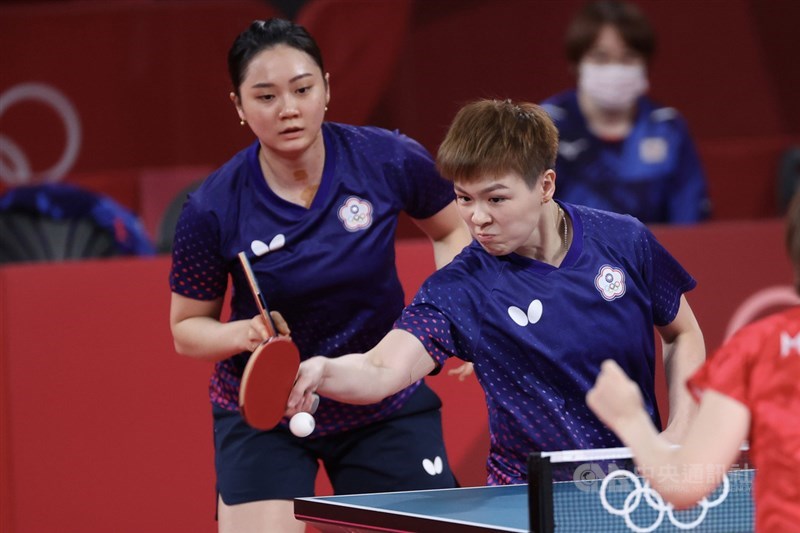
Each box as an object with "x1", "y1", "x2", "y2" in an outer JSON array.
[
  {"x1": 436, "y1": 99, "x2": 559, "y2": 189},
  {"x1": 565, "y1": 0, "x2": 656, "y2": 65}
]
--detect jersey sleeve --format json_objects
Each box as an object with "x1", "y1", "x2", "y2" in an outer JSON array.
[
  {"x1": 169, "y1": 196, "x2": 228, "y2": 301},
  {"x1": 394, "y1": 302, "x2": 458, "y2": 373},
  {"x1": 687, "y1": 326, "x2": 753, "y2": 407},
  {"x1": 383, "y1": 130, "x2": 456, "y2": 220},
  {"x1": 393, "y1": 263, "x2": 481, "y2": 372},
  {"x1": 641, "y1": 225, "x2": 697, "y2": 326}
]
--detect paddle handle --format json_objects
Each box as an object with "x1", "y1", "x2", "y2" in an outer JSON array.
[{"x1": 237, "y1": 251, "x2": 277, "y2": 338}]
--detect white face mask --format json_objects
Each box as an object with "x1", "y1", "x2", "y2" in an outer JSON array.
[{"x1": 578, "y1": 63, "x2": 649, "y2": 111}]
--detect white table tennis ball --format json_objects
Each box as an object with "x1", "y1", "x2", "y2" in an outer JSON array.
[{"x1": 289, "y1": 412, "x2": 315, "y2": 438}]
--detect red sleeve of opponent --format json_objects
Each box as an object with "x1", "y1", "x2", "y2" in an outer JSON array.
[
  {"x1": 687, "y1": 308, "x2": 800, "y2": 408},
  {"x1": 687, "y1": 326, "x2": 755, "y2": 407}
]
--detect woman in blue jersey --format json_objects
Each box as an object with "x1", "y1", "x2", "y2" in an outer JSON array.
[
  {"x1": 541, "y1": 0, "x2": 710, "y2": 224},
  {"x1": 288, "y1": 98, "x2": 706, "y2": 486},
  {"x1": 168, "y1": 19, "x2": 471, "y2": 532}
]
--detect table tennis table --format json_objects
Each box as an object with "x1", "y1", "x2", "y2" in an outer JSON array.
[{"x1": 295, "y1": 451, "x2": 755, "y2": 532}]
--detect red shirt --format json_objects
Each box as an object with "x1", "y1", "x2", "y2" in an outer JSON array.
[{"x1": 688, "y1": 306, "x2": 800, "y2": 532}]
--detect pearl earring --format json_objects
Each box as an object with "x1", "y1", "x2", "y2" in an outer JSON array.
[{"x1": 240, "y1": 118, "x2": 246, "y2": 126}]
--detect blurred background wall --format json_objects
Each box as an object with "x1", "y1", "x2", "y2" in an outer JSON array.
[{"x1": 2, "y1": 0, "x2": 799, "y2": 233}]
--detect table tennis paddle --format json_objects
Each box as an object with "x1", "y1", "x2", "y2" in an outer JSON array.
[{"x1": 237, "y1": 251, "x2": 314, "y2": 432}]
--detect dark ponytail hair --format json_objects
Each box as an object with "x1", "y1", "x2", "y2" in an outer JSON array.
[{"x1": 228, "y1": 19, "x2": 325, "y2": 96}]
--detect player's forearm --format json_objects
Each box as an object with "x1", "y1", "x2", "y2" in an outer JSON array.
[
  {"x1": 589, "y1": 360, "x2": 743, "y2": 510},
  {"x1": 629, "y1": 439, "x2": 736, "y2": 508},
  {"x1": 172, "y1": 316, "x2": 250, "y2": 362},
  {"x1": 314, "y1": 352, "x2": 408, "y2": 405},
  {"x1": 313, "y1": 330, "x2": 435, "y2": 404},
  {"x1": 616, "y1": 411, "x2": 717, "y2": 508},
  {"x1": 662, "y1": 333, "x2": 705, "y2": 440}
]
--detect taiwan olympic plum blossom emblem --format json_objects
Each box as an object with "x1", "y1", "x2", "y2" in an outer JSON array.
[
  {"x1": 595, "y1": 264, "x2": 626, "y2": 301},
  {"x1": 338, "y1": 196, "x2": 373, "y2": 232}
]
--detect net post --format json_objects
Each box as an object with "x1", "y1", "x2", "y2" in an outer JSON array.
[{"x1": 528, "y1": 452, "x2": 554, "y2": 533}]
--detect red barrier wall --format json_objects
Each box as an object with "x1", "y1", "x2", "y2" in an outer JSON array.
[
  {"x1": 1, "y1": 0, "x2": 799, "y2": 222},
  {"x1": 0, "y1": 219, "x2": 793, "y2": 532},
  {"x1": 0, "y1": 258, "x2": 216, "y2": 533}
]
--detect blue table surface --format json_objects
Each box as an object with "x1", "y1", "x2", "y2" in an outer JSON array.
[
  {"x1": 295, "y1": 469, "x2": 755, "y2": 533},
  {"x1": 296, "y1": 484, "x2": 528, "y2": 532}
]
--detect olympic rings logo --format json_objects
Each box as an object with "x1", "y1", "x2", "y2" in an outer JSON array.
[
  {"x1": 599, "y1": 469, "x2": 730, "y2": 532},
  {"x1": 0, "y1": 82, "x2": 82, "y2": 185}
]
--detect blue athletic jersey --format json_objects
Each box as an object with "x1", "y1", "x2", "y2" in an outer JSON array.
[
  {"x1": 542, "y1": 90, "x2": 710, "y2": 224},
  {"x1": 396, "y1": 202, "x2": 696, "y2": 484},
  {"x1": 170, "y1": 122, "x2": 456, "y2": 436}
]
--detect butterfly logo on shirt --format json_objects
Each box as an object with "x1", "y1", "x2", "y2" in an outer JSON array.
[
  {"x1": 508, "y1": 299, "x2": 543, "y2": 327},
  {"x1": 250, "y1": 234, "x2": 286, "y2": 257}
]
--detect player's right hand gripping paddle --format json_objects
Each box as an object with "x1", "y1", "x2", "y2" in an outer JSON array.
[{"x1": 237, "y1": 251, "x2": 313, "y2": 432}]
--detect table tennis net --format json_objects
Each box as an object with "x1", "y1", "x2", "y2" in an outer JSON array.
[{"x1": 528, "y1": 446, "x2": 754, "y2": 532}]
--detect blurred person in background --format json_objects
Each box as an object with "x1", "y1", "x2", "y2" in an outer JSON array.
[{"x1": 542, "y1": 0, "x2": 710, "y2": 224}]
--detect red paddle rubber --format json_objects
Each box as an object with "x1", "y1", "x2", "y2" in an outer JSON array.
[{"x1": 239, "y1": 336, "x2": 301, "y2": 430}]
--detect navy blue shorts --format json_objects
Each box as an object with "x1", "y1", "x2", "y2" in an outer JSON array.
[{"x1": 213, "y1": 382, "x2": 458, "y2": 505}]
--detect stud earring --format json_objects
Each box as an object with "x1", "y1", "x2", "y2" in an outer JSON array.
[{"x1": 240, "y1": 118, "x2": 246, "y2": 126}]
